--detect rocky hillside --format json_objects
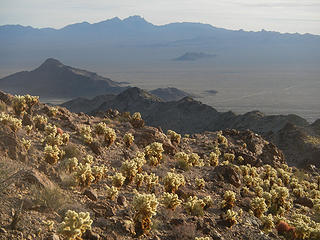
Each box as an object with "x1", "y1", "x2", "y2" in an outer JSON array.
[
  {"x1": 1, "y1": 91, "x2": 320, "y2": 240},
  {"x1": 0, "y1": 58, "x2": 125, "y2": 98}
]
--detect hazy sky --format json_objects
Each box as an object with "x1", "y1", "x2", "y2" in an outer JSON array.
[{"x1": 1, "y1": 0, "x2": 320, "y2": 34}]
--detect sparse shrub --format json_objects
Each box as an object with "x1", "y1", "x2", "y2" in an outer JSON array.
[
  {"x1": 33, "y1": 115, "x2": 48, "y2": 130},
  {"x1": 185, "y1": 196, "x2": 206, "y2": 216},
  {"x1": 0, "y1": 112, "x2": 22, "y2": 132},
  {"x1": 105, "y1": 185, "x2": 119, "y2": 200},
  {"x1": 112, "y1": 172, "x2": 126, "y2": 188},
  {"x1": 121, "y1": 159, "x2": 138, "y2": 183},
  {"x1": 44, "y1": 144, "x2": 64, "y2": 164},
  {"x1": 250, "y1": 197, "x2": 267, "y2": 218},
  {"x1": 167, "y1": 129, "x2": 181, "y2": 145},
  {"x1": 161, "y1": 192, "x2": 182, "y2": 210},
  {"x1": 144, "y1": 142, "x2": 164, "y2": 166},
  {"x1": 133, "y1": 192, "x2": 158, "y2": 234},
  {"x1": 221, "y1": 191, "x2": 236, "y2": 210},
  {"x1": 63, "y1": 144, "x2": 81, "y2": 159},
  {"x1": 57, "y1": 210, "x2": 92, "y2": 240},
  {"x1": 0, "y1": 101, "x2": 6, "y2": 112},
  {"x1": 195, "y1": 178, "x2": 205, "y2": 190},
  {"x1": 163, "y1": 172, "x2": 185, "y2": 193},
  {"x1": 222, "y1": 209, "x2": 237, "y2": 227},
  {"x1": 124, "y1": 132, "x2": 134, "y2": 147},
  {"x1": 31, "y1": 185, "x2": 68, "y2": 211}
]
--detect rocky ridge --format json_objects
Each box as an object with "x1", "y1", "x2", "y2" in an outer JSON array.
[{"x1": 1, "y1": 91, "x2": 320, "y2": 239}]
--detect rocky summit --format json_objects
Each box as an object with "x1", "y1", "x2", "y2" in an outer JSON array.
[{"x1": 1, "y1": 91, "x2": 320, "y2": 240}]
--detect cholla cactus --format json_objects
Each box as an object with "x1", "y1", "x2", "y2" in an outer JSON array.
[
  {"x1": 0, "y1": 112, "x2": 22, "y2": 132},
  {"x1": 195, "y1": 237, "x2": 211, "y2": 240},
  {"x1": 12, "y1": 95, "x2": 26, "y2": 116},
  {"x1": 57, "y1": 210, "x2": 92, "y2": 240},
  {"x1": 261, "y1": 214, "x2": 275, "y2": 233},
  {"x1": 105, "y1": 185, "x2": 119, "y2": 201},
  {"x1": 73, "y1": 163, "x2": 95, "y2": 188},
  {"x1": 43, "y1": 124, "x2": 69, "y2": 146},
  {"x1": 167, "y1": 130, "x2": 181, "y2": 145},
  {"x1": 103, "y1": 127, "x2": 116, "y2": 147},
  {"x1": 79, "y1": 125, "x2": 93, "y2": 144},
  {"x1": 163, "y1": 172, "x2": 185, "y2": 193},
  {"x1": 92, "y1": 165, "x2": 107, "y2": 183},
  {"x1": 250, "y1": 197, "x2": 267, "y2": 218},
  {"x1": 189, "y1": 153, "x2": 204, "y2": 167},
  {"x1": 207, "y1": 152, "x2": 219, "y2": 167},
  {"x1": 47, "y1": 107, "x2": 59, "y2": 117},
  {"x1": 130, "y1": 112, "x2": 144, "y2": 128},
  {"x1": 221, "y1": 191, "x2": 236, "y2": 210},
  {"x1": 185, "y1": 196, "x2": 206, "y2": 216},
  {"x1": 112, "y1": 172, "x2": 126, "y2": 188},
  {"x1": 144, "y1": 173, "x2": 159, "y2": 191},
  {"x1": 222, "y1": 209, "x2": 237, "y2": 227},
  {"x1": 24, "y1": 94, "x2": 39, "y2": 112},
  {"x1": 217, "y1": 132, "x2": 228, "y2": 147},
  {"x1": 135, "y1": 173, "x2": 145, "y2": 188},
  {"x1": 84, "y1": 155, "x2": 94, "y2": 164},
  {"x1": 33, "y1": 115, "x2": 48, "y2": 130},
  {"x1": 21, "y1": 138, "x2": 31, "y2": 151},
  {"x1": 124, "y1": 132, "x2": 134, "y2": 147},
  {"x1": 25, "y1": 125, "x2": 33, "y2": 134},
  {"x1": 270, "y1": 186, "x2": 291, "y2": 215},
  {"x1": 44, "y1": 144, "x2": 63, "y2": 164},
  {"x1": 203, "y1": 196, "x2": 214, "y2": 209},
  {"x1": 132, "y1": 152, "x2": 146, "y2": 172},
  {"x1": 121, "y1": 159, "x2": 138, "y2": 183},
  {"x1": 133, "y1": 192, "x2": 158, "y2": 234},
  {"x1": 195, "y1": 178, "x2": 205, "y2": 189},
  {"x1": 237, "y1": 156, "x2": 244, "y2": 163},
  {"x1": 64, "y1": 157, "x2": 78, "y2": 173},
  {"x1": 161, "y1": 192, "x2": 182, "y2": 210},
  {"x1": 42, "y1": 220, "x2": 54, "y2": 232},
  {"x1": 144, "y1": 142, "x2": 164, "y2": 166},
  {"x1": 224, "y1": 153, "x2": 235, "y2": 162},
  {"x1": 175, "y1": 152, "x2": 191, "y2": 170}
]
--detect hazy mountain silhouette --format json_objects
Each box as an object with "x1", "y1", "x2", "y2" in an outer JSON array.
[
  {"x1": 0, "y1": 58, "x2": 125, "y2": 98},
  {"x1": 1, "y1": 16, "x2": 319, "y2": 71}
]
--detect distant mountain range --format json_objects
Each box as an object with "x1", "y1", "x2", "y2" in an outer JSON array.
[
  {"x1": 173, "y1": 52, "x2": 216, "y2": 61},
  {"x1": 0, "y1": 58, "x2": 125, "y2": 98},
  {"x1": 1, "y1": 15, "x2": 319, "y2": 71}
]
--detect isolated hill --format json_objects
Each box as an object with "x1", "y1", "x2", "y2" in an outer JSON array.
[
  {"x1": 149, "y1": 87, "x2": 195, "y2": 101},
  {"x1": 1, "y1": 16, "x2": 319, "y2": 71},
  {"x1": 0, "y1": 58, "x2": 125, "y2": 98},
  {"x1": 173, "y1": 52, "x2": 216, "y2": 61}
]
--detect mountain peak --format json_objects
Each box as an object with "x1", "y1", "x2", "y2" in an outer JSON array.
[
  {"x1": 123, "y1": 15, "x2": 151, "y2": 25},
  {"x1": 39, "y1": 58, "x2": 64, "y2": 69}
]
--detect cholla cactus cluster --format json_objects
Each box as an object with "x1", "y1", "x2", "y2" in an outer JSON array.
[
  {"x1": 121, "y1": 159, "x2": 139, "y2": 183},
  {"x1": 222, "y1": 209, "x2": 238, "y2": 227},
  {"x1": 250, "y1": 197, "x2": 267, "y2": 218},
  {"x1": 0, "y1": 112, "x2": 22, "y2": 132},
  {"x1": 185, "y1": 196, "x2": 206, "y2": 216},
  {"x1": 64, "y1": 157, "x2": 78, "y2": 173},
  {"x1": 207, "y1": 147, "x2": 220, "y2": 167},
  {"x1": 105, "y1": 185, "x2": 119, "y2": 200},
  {"x1": 144, "y1": 142, "x2": 164, "y2": 166},
  {"x1": 167, "y1": 129, "x2": 181, "y2": 144},
  {"x1": 79, "y1": 125, "x2": 93, "y2": 144},
  {"x1": 133, "y1": 192, "x2": 159, "y2": 233},
  {"x1": 130, "y1": 112, "x2": 145, "y2": 128},
  {"x1": 33, "y1": 115, "x2": 48, "y2": 130},
  {"x1": 44, "y1": 144, "x2": 64, "y2": 164},
  {"x1": 223, "y1": 153, "x2": 235, "y2": 162},
  {"x1": 221, "y1": 191, "x2": 236, "y2": 210},
  {"x1": 195, "y1": 177, "x2": 205, "y2": 189},
  {"x1": 94, "y1": 122, "x2": 116, "y2": 146},
  {"x1": 163, "y1": 171, "x2": 185, "y2": 193},
  {"x1": 12, "y1": 94, "x2": 39, "y2": 116},
  {"x1": 57, "y1": 210, "x2": 92, "y2": 240},
  {"x1": 73, "y1": 163, "x2": 95, "y2": 188},
  {"x1": 112, "y1": 172, "x2": 126, "y2": 188},
  {"x1": 21, "y1": 138, "x2": 31, "y2": 151},
  {"x1": 175, "y1": 152, "x2": 204, "y2": 170},
  {"x1": 217, "y1": 131, "x2": 228, "y2": 147},
  {"x1": 43, "y1": 123, "x2": 69, "y2": 146},
  {"x1": 124, "y1": 132, "x2": 134, "y2": 147},
  {"x1": 161, "y1": 192, "x2": 182, "y2": 210}
]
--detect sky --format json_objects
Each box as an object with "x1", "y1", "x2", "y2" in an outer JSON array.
[{"x1": 1, "y1": 0, "x2": 320, "y2": 34}]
